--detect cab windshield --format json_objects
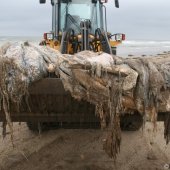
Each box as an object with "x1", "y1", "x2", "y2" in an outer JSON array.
[{"x1": 60, "y1": 0, "x2": 103, "y2": 34}]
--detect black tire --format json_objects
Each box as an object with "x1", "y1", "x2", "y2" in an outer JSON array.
[
  {"x1": 120, "y1": 113, "x2": 143, "y2": 131},
  {"x1": 111, "y1": 47, "x2": 117, "y2": 55},
  {"x1": 27, "y1": 121, "x2": 101, "y2": 131},
  {"x1": 95, "y1": 28, "x2": 112, "y2": 54},
  {"x1": 27, "y1": 122, "x2": 48, "y2": 132},
  {"x1": 61, "y1": 29, "x2": 75, "y2": 54},
  {"x1": 39, "y1": 0, "x2": 46, "y2": 4}
]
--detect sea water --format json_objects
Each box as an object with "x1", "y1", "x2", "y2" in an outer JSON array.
[
  {"x1": 0, "y1": 36, "x2": 40, "y2": 47},
  {"x1": 117, "y1": 40, "x2": 170, "y2": 57},
  {"x1": 0, "y1": 36, "x2": 170, "y2": 57}
]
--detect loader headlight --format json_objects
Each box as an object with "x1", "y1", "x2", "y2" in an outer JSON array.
[
  {"x1": 115, "y1": 33, "x2": 126, "y2": 41},
  {"x1": 100, "y1": 0, "x2": 108, "y2": 3},
  {"x1": 44, "y1": 33, "x2": 54, "y2": 40},
  {"x1": 47, "y1": 33, "x2": 54, "y2": 40}
]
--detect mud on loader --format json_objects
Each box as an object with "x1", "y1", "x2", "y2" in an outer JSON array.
[{"x1": 0, "y1": 0, "x2": 145, "y2": 131}]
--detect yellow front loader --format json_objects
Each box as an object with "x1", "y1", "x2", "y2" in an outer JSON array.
[{"x1": 1, "y1": 0, "x2": 144, "y2": 132}]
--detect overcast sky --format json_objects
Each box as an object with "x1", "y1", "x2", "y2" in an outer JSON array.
[{"x1": 0, "y1": 0, "x2": 170, "y2": 40}]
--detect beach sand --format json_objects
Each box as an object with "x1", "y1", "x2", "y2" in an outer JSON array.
[{"x1": 0, "y1": 122, "x2": 169, "y2": 170}]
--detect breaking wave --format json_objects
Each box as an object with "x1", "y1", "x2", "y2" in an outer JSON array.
[
  {"x1": 122, "y1": 40, "x2": 170, "y2": 48},
  {"x1": 0, "y1": 36, "x2": 40, "y2": 47},
  {"x1": 118, "y1": 40, "x2": 170, "y2": 57}
]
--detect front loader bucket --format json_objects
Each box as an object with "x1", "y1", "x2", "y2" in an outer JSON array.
[
  {"x1": 0, "y1": 78, "x2": 98, "y2": 126},
  {"x1": 0, "y1": 78, "x2": 150, "y2": 131}
]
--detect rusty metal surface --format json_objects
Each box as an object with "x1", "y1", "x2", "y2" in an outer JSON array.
[
  {"x1": 0, "y1": 78, "x2": 167, "y2": 123},
  {"x1": 0, "y1": 78, "x2": 96, "y2": 122},
  {"x1": 0, "y1": 113, "x2": 99, "y2": 122},
  {"x1": 29, "y1": 78, "x2": 67, "y2": 95}
]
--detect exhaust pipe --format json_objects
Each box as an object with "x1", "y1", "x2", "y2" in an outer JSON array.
[
  {"x1": 115, "y1": 0, "x2": 119, "y2": 8},
  {"x1": 39, "y1": 0, "x2": 46, "y2": 4}
]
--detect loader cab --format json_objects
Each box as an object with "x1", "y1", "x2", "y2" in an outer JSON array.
[
  {"x1": 40, "y1": 0, "x2": 125, "y2": 55},
  {"x1": 59, "y1": 0, "x2": 104, "y2": 35}
]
